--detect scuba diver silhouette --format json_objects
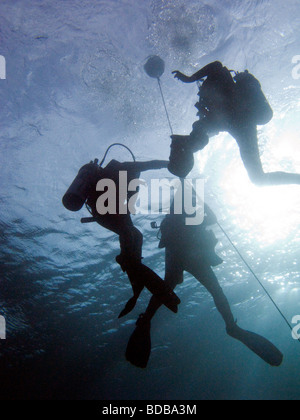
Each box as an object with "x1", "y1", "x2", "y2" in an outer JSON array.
[
  {"x1": 126, "y1": 185, "x2": 283, "y2": 369},
  {"x1": 62, "y1": 152, "x2": 180, "y2": 318},
  {"x1": 169, "y1": 61, "x2": 300, "y2": 185}
]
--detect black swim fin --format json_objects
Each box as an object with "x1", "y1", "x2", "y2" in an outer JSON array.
[
  {"x1": 118, "y1": 279, "x2": 145, "y2": 319},
  {"x1": 227, "y1": 325, "x2": 283, "y2": 367},
  {"x1": 118, "y1": 296, "x2": 138, "y2": 319},
  {"x1": 139, "y1": 264, "x2": 181, "y2": 313},
  {"x1": 126, "y1": 314, "x2": 151, "y2": 369},
  {"x1": 117, "y1": 255, "x2": 180, "y2": 315}
]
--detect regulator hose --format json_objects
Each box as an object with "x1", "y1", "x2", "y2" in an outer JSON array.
[{"x1": 99, "y1": 143, "x2": 136, "y2": 167}]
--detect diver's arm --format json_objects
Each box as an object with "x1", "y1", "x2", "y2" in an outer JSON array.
[
  {"x1": 172, "y1": 61, "x2": 223, "y2": 83},
  {"x1": 124, "y1": 161, "x2": 169, "y2": 173}
]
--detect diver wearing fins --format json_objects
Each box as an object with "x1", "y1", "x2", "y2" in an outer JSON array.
[
  {"x1": 126, "y1": 186, "x2": 283, "y2": 369},
  {"x1": 62, "y1": 147, "x2": 180, "y2": 318},
  {"x1": 169, "y1": 61, "x2": 300, "y2": 186}
]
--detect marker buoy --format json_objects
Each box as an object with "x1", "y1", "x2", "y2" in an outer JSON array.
[
  {"x1": 144, "y1": 55, "x2": 173, "y2": 134},
  {"x1": 144, "y1": 55, "x2": 165, "y2": 79}
]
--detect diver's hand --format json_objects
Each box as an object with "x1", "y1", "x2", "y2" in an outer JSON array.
[{"x1": 172, "y1": 71, "x2": 190, "y2": 83}]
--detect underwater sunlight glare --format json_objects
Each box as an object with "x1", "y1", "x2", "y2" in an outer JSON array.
[
  {"x1": 215, "y1": 124, "x2": 300, "y2": 245},
  {"x1": 222, "y1": 168, "x2": 299, "y2": 245}
]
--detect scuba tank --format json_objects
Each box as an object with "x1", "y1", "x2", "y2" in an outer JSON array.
[
  {"x1": 62, "y1": 144, "x2": 137, "y2": 213},
  {"x1": 234, "y1": 71, "x2": 273, "y2": 125},
  {"x1": 62, "y1": 160, "x2": 100, "y2": 212}
]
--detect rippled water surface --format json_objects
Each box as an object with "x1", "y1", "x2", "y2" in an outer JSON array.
[{"x1": 0, "y1": 0, "x2": 300, "y2": 400}]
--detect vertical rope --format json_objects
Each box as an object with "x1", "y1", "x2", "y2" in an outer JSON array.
[
  {"x1": 216, "y1": 220, "x2": 299, "y2": 342},
  {"x1": 157, "y1": 78, "x2": 174, "y2": 135}
]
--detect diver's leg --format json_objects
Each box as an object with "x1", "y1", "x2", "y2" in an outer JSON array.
[
  {"x1": 184, "y1": 258, "x2": 283, "y2": 366},
  {"x1": 118, "y1": 230, "x2": 180, "y2": 316},
  {"x1": 117, "y1": 226, "x2": 144, "y2": 318},
  {"x1": 126, "y1": 249, "x2": 183, "y2": 368},
  {"x1": 119, "y1": 225, "x2": 143, "y2": 261},
  {"x1": 143, "y1": 249, "x2": 184, "y2": 322},
  {"x1": 168, "y1": 120, "x2": 210, "y2": 178},
  {"x1": 184, "y1": 260, "x2": 235, "y2": 329},
  {"x1": 234, "y1": 126, "x2": 300, "y2": 186},
  {"x1": 118, "y1": 226, "x2": 144, "y2": 290},
  {"x1": 189, "y1": 120, "x2": 211, "y2": 152}
]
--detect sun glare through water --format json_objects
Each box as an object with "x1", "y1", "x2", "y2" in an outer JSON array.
[{"x1": 199, "y1": 120, "x2": 300, "y2": 246}]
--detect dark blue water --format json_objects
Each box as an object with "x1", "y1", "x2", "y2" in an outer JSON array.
[{"x1": 0, "y1": 0, "x2": 300, "y2": 400}]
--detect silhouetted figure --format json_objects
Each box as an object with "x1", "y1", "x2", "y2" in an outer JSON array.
[
  {"x1": 169, "y1": 61, "x2": 300, "y2": 186},
  {"x1": 63, "y1": 159, "x2": 180, "y2": 318},
  {"x1": 126, "y1": 187, "x2": 283, "y2": 368}
]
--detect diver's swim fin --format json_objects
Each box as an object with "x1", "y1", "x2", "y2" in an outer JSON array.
[
  {"x1": 118, "y1": 281, "x2": 145, "y2": 318},
  {"x1": 118, "y1": 296, "x2": 138, "y2": 319},
  {"x1": 116, "y1": 255, "x2": 180, "y2": 314},
  {"x1": 126, "y1": 314, "x2": 151, "y2": 369},
  {"x1": 227, "y1": 325, "x2": 283, "y2": 367},
  {"x1": 139, "y1": 264, "x2": 181, "y2": 313}
]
